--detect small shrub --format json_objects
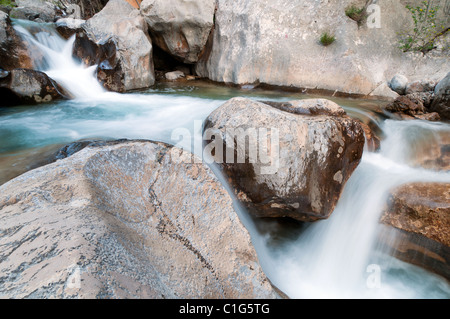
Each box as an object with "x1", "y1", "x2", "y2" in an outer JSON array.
[
  {"x1": 320, "y1": 32, "x2": 336, "y2": 46},
  {"x1": 0, "y1": 0, "x2": 16, "y2": 8},
  {"x1": 345, "y1": 5, "x2": 367, "y2": 25},
  {"x1": 398, "y1": 0, "x2": 449, "y2": 54}
]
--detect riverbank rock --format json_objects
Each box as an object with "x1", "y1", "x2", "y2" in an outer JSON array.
[
  {"x1": 389, "y1": 75, "x2": 409, "y2": 95},
  {"x1": 77, "y1": 0, "x2": 154, "y2": 92},
  {"x1": 0, "y1": 11, "x2": 33, "y2": 71},
  {"x1": 380, "y1": 182, "x2": 450, "y2": 280},
  {"x1": 55, "y1": 18, "x2": 86, "y2": 39},
  {"x1": 11, "y1": 0, "x2": 60, "y2": 23},
  {"x1": 62, "y1": 0, "x2": 108, "y2": 19},
  {"x1": 203, "y1": 98, "x2": 365, "y2": 222},
  {"x1": 405, "y1": 80, "x2": 437, "y2": 95},
  {"x1": 195, "y1": 0, "x2": 449, "y2": 98},
  {"x1": 430, "y1": 72, "x2": 450, "y2": 120},
  {"x1": 384, "y1": 92, "x2": 442, "y2": 121},
  {"x1": 0, "y1": 68, "x2": 69, "y2": 106},
  {"x1": 0, "y1": 140, "x2": 278, "y2": 299},
  {"x1": 140, "y1": 0, "x2": 215, "y2": 64},
  {"x1": 165, "y1": 70, "x2": 185, "y2": 81}
]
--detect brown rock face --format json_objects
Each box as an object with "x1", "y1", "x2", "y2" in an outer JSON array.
[
  {"x1": 0, "y1": 12, "x2": 33, "y2": 71},
  {"x1": 204, "y1": 97, "x2": 365, "y2": 222},
  {"x1": 381, "y1": 183, "x2": 450, "y2": 280},
  {"x1": 0, "y1": 141, "x2": 277, "y2": 299},
  {"x1": 385, "y1": 95, "x2": 426, "y2": 116},
  {"x1": 382, "y1": 183, "x2": 450, "y2": 247},
  {"x1": 0, "y1": 68, "x2": 69, "y2": 106}
]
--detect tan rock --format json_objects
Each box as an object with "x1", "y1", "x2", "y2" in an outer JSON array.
[
  {"x1": 0, "y1": 140, "x2": 277, "y2": 299},
  {"x1": 382, "y1": 183, "x2": 450, "y2": 247},
  {"x1": 204, "y1": 97, "x2": 365, "y2": 222}
]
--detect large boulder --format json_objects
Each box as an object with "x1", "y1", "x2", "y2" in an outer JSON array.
[
  {"x1": 11, "y1": 0, "x2": 60, "y2": 22},
  {"x1": 0, "y1": 11, "x2": 33, "y2": 71},
  {"x1": 0, "y1": 140, "x2": 277, "y2": 299},
  {"x1": 195, "y1": 0, "x2": 449, "y2": 98},
  {"x1": 140, "y1": 0, "x2": 216, "y2": 64},
  {"x1": 77, "y1": 0, "x2": 155, "y2": 92},
  {"x1": 0, "y1": 68, "x2": 69, "y2": 106},
  {"x1": 430, "y1": 72, "x2": 450, "y2": 120},
  {"x1": 381, "y1": 182, "x2": 450, "y2": 280},
  {"x1": 203, "y1": 98, "x2": 365, "y2": 222}
]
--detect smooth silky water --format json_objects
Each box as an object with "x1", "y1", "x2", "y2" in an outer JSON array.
[{"x1": 1, "y1": 19, "x2": 449, "y2": 299}]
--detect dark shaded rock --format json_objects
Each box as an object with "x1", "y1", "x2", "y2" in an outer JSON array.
[
  {"x1": 406, "y1": 92, "x2": 435, "y2": 109},
  {"x1": 204, "y1": 97, "x2": 365, "y2": 222},
  {"x1": 72, "y1": 33, "x2": 124, "y2": 92},
  {"x1": 430, "y1": 72, "x2": 450, "y2": 121},
  {"x1": 0, "y1": 68, "x2": 69, "y2": 106},
  {"x1": 385, "y1": 96, "x2": 426, "y2": 116},
  {"x1": 0, "y1": 69, "x2": 9, "y2": 78}
]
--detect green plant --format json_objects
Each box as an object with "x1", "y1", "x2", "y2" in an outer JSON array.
[
  {"x1": 399, "y1": 0, "x2": 449, "y2": 54},
  {"x1": 319, "y1": 32, "x2": 336, "y2": 46},
  {"x1": 0, "y1": 0, "x2": 16, "y2": 8},
  {"x1": 345, "y1": 5, "x2": 367, "y2": 25}
]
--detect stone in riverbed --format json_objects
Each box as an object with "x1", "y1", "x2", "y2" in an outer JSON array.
[
  {"x1": 165, "y1": 70, "x2": 185, "y2": 81},
  {"x1": 382, "y1": 183, "x2": 450, "y2": 247},
  {"x1": 203, "y1": 97, "x2": 365, "y2": 222},
  {"x1": 389, "y1": 74, "x2": 409, "y2": 95},
  {"x1": 75, "y1": 0, "x2": 155, "y2": 92},
  {"x1": 380, "y1": 182, "x2": 450, "y2": 280},
  {"x1": 55, "y1": 18, "x2": 86, "y2": 39},
  {"x1": 430, "y1": 72, "x2": 450, "y2": 121},
  {"x1": 0, "y1": 68, "x2": 69, "y2": 106},
  {"x1": 405, "y1": 80, "x2": 436, "y2": 95},
  {"x1": 0, "y1": 140, "x2": 277, "y2": 299}
]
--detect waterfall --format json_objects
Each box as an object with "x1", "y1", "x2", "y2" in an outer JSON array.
[
  {"x1": 12, "y1": 19, "x2": 106, "y2": 99},
  {"x1": 257, "y1": 119, "x2": 450, "y2": 299}
]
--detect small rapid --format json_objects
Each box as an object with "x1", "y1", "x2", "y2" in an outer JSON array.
[
  {"x1": 13, "y1": 19, "x2": 106, "y2": 99},
  {"x1": 4, "y1": 19, "x2": 450, "y2": 299},
  {"x1": 254, "y1": 119, "x2": 450, "y2": 299}
]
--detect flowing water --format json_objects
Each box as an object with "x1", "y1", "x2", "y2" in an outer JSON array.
[{"x1": 1, "y1": 20, "x2": 449, "y2": 299}]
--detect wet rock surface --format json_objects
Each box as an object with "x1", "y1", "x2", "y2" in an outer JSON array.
[{"x1": 0, "y1": 68, "x2": 69, "y2": 106}]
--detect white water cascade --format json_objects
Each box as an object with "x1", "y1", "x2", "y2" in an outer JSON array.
[
  {"x1": 255, "y1": 120, "x2": 450, "y2": 299},
  {"x1": 13, "y1": 20, "x2": 106, "y2": 99},
  {"x1": 9, "y1": 19, "x2": 450, "y2": 299}
]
